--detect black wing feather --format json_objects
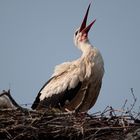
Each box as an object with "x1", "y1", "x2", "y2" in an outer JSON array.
[
  {"x1": 31, "y1": 77, "x2": 82, "y2": 110},
  {"x1": 31, "y1": 77, "x2": 54, "y2": 109}
]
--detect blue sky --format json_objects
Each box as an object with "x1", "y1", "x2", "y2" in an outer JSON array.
[{"x1": 0, "y1": 0, "x2": 140, "y2": 112}]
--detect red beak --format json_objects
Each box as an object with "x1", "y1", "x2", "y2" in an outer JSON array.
[{"x1": 79, "y1": 3, "x2": 96, "y2": 35}]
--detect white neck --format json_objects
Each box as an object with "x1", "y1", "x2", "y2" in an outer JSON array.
[{"x1": 78, "y1": 40, "x2": 93, "y2": 57}]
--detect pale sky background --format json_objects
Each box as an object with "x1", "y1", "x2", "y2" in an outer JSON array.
[{"x1": 0, "y1": 0, "x2": 140, "y2": 112}]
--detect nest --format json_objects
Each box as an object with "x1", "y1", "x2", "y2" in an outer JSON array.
[
  {"x1": 0, "y1": 106, "x2": 140, "y2": 140},
  {"x1": 0, "y1": 89, "x2": 140, "y2": 140}
]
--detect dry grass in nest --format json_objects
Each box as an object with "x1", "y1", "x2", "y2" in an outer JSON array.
[{"x1": 0, "y1": 89, "x2": 140, "y2": 140}]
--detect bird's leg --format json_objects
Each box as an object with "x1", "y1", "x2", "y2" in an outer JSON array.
[{"x1": 64, "y1": 108, "x2": 75, "y2": 114}]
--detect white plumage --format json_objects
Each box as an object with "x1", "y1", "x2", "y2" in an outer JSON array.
[{"x1": 32, "y1": 4, "x2": 104, "y2": 112}]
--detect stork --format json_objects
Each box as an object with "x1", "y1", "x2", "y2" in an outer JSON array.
[
  {"x1": 31, "y1": 4, "x2": 104, "y2": 112},
  {"x1": 0, "y1": 90, "x2": 20, "y2": 109}
]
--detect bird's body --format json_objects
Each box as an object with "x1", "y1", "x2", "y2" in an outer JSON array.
[
  {"x1": 0, "y1": 90, "x2": 20, "y2": 109},
  {"x1": 32, "y1": 4, "x2": 104, "y2": 112}
]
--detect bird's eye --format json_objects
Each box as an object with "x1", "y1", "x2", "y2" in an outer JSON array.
[{"x1": 75, "y1": 31, "x2": 78, "y2": 36}]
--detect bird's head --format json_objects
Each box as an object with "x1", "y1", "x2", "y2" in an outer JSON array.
[{"x1": 74, "y1": 4, "x2": 96, "y2": 48}]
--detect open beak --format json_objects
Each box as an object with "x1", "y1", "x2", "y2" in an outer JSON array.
[{"x1": 79, "y1": 3, "x2": 96, "y2": 35}]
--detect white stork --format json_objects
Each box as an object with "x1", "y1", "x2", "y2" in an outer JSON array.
[
  {"x1": 31, "y1": 4, "x2": 104, "y2": 112},
  {"x1": 0, "y1": 90, "x2": 20, "y2": 109}
]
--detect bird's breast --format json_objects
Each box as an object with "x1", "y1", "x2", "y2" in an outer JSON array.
[{"x1": 67, "y1": 50, "x2": 104, "y2": 112}]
